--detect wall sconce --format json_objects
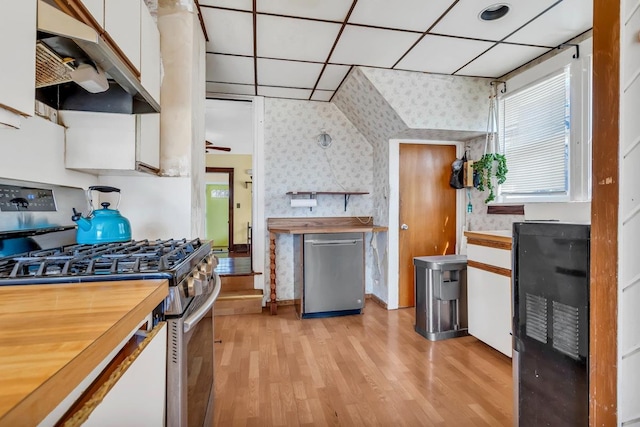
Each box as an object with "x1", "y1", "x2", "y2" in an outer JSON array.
[{"x1": 317, "y1": 131, "x2": 332, "y2": 149}]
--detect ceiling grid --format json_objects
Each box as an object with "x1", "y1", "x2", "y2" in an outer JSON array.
[{"x1": 200, "y1": 0, "x2": 593, "y2": 101}]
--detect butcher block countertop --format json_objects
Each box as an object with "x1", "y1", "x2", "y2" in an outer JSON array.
[
  {"x1": 267, "y1": 216, "x2": 388, "y2": 234},
  {"x1": 464, "y1": 230, "x2": 512, "y2": 250},
  {"x1": 0, "y1": 279, "x2": 168, "y2": 426}
]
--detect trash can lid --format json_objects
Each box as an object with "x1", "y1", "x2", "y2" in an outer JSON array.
[{"x1": 413, "y1": 254, "x2": 467, "y2": 270}]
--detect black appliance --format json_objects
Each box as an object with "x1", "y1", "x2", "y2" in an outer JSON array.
[{"x1": 512, "y1": 222, "x2": 590, "y2": 426}]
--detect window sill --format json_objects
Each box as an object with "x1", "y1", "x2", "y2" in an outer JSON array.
[{"x1": 487, "y1": 205, "x2": 525, "y2": 215}]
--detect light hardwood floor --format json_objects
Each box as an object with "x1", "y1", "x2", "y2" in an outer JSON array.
[{"x1": 213, "y1": 303, "x2": 513, "y2": 426}]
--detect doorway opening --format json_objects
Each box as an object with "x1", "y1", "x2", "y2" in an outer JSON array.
[
  {"x1": 205, "y1": 167, "x2": 234, "y2": 251},
  {"x1": 204, "y1": 98, "x2": 261, "y2": 280}
]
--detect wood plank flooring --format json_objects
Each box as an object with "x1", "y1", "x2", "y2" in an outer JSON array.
[{"x1": 213, "y1": 303, "x2": 513, "y2": 426}]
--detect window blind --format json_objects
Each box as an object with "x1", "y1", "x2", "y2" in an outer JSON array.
[{"x1": 499, "y1": 67, "x2": 570, "y2": 196}]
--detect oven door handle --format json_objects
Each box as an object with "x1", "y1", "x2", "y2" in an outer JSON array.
[{"x1": 183, "y1": 273, "x2": 221, "y2": 333}]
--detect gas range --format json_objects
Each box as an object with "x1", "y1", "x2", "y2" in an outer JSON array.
[
  {"x1": 0, "y1": 178, "x2": 221, "y2": 426},
  {"x1": 0, "y1": 237, "x2": 217, "y2": 317}
]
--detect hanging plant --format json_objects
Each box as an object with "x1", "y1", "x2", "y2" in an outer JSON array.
[
  {"x1": 473, "y1": 153, "x2": 508, "y2": 203},
  {"x1": 474, "y1": 83, "x2": 508, "y2": 204}
]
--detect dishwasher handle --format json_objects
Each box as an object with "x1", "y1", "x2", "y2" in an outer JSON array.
[{"x1": 306, "y1": 239, "x2": 362, "y2": 246}]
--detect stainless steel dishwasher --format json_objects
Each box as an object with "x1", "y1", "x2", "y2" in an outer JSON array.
[{"x1": 293, "y1": 232, "x2": 365, "y2": 318}]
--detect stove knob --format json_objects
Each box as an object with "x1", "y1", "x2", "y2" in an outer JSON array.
[
  {"x1": 187, "y1": 272, "x2": 206, "y2": 297},
  {"x1": 200, "y1": 259, "x2": 213, "y2": 277}
]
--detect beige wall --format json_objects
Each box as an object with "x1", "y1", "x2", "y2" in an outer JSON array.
[{"x1": 206, "y1": 154, "x2": 252, "y2": 245}]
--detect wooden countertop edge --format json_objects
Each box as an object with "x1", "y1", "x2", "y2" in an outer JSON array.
[
  {"x1": 268, "y1": 225, "x2": 388, "y2": 234},
  {"x1": 0, "y1": 280, "x2": 168, "y2": 427},
  {"x1": 464, "y1": 231, "x2": 512, "y2": 249}
]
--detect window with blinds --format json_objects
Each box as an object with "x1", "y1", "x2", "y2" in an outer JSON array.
[{"x1": 499, "y1": 67, "x2": 571, "y2": 200}]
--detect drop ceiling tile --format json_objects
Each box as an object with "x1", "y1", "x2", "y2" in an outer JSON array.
[
  {"x1": 256, "y1": 0, "x2": 352, "y2": 21},
  {"x1": 206, "y1": 54, "x2": 255, "y2": 85},
  {"x1": 258, "y1": 86, "x2": 312, "y2": 99},
  {"x1": 432, "y1": 0, "x2": 559, "y2": 42},
  {"x1": 317, "y1": 64, "x2": 351, "y2": 90},
  {"x1": 311, "y1": 90, "x2": 334, "y2": 101},
  {"x1": 257, "y1": 15, "x2": 341, "y2": 62},
  {"x1": 456, "y1": 43, "x2": 549, "y2": 77},
  {"x1": 330, "y1": 25, "x2": 421, "y2": 67},
  {"x1": 506, "y1": 0, "x2": 593, "y2": 46},
  {"x1": 199, "y1": 0, "x2": 252, "y2": 11},
  {"x1": 349, "y1": 0, "x2": 456, "y2": 32},
  {"x1": 206, "y1": 82, "x2": 255, "y2": 96},
  {"x1": 257, "y1": 58, "x2": 323, "y2": 88},
  {"x1": 202, "y1": 8, "x2": 253, "y2": 55},
  {"x1": 396, "y1": 34, "x2": 494, "y2": 74}
]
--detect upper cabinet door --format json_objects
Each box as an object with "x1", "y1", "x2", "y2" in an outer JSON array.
[
  {"x1": 80, "y1": 0, "x2": 104, "y2": 27},
  {"x1": 0, "y1": 0, "x2": 36, "y2": 117},
  {"x1": 140, "y1": 3, "x2": 161, "y2": 104},
  {"x1": 104, "y1": 0, "x2": 141, "y2": 73}
]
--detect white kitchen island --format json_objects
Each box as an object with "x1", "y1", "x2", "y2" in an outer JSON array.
[{"x1": 464, "y1": 230, "x2": 513, "y2": 357}]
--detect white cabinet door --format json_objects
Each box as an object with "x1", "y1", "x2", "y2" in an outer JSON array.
[
  {"x1": 0, "y1": 0, "x2": 36, "y2": 117},
  {"x1": 467, "y1": 266, "x2": 512, "y2": 357},
  {"x1": 81, "y1": 0, "x2": 104, "y2": 27},
  {"x1": 62, "y1": 111, "x2": 159, "y2": 174},
  {"x1": 140, "y1": 3, "x2": 161, "y2": 103},
  {"x1": 83, "y1": 323, "x2": 167, "y2": 427},
  {"x1": 62, "y1": 111, "x2": 137, "y2": 171},
  {"x1": 136, "y1": 113, "x2": 160, "y2": 169},
  {"x1": 104, "y1": 0, "x2": 142, "y2": 72}
]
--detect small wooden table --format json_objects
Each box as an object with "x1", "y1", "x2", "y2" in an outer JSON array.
[{"x1": 266, "y1": 217, "x2": 387, "y2": 314}]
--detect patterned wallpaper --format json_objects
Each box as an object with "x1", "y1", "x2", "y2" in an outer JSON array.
[
  {"x1": 333, "y1": 67, "x2": 408, "y2": 299},
  {"x1": 332, "y1": 67, "x2": 493, "y2": 302},
  {"x1": 262, "y1": 68, "x2": 497, "y2": 304},
  {"x1": 360, "y1": 67, "x2": 490, "y2": 132},
  {"x1": 263, "y1": 99, "x2": 374, "y2": 300}
]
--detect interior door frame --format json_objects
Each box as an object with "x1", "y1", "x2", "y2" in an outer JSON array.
[
  {"x1": 388, "y1": 138, "x2": 465, "y2": 310},
  {"x1": 205, "y1": 167, "x2": 234, "y2": 250}
]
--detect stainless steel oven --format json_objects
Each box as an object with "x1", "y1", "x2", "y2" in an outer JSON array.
[{"x1": 166, "y1": 260, "x2": 221, "y2": 427}]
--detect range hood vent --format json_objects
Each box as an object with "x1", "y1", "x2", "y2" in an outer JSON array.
[
  {"x1": 35, "y1": 0, "x2": 160, "y2": 114},
  {"x1": 35, "y1": 41, "x2": 74, "y2": 88}
]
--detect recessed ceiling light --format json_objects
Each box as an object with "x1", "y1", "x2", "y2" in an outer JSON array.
[{"x1": 479, "y1": 4, "x2": 510, "y2": 21}]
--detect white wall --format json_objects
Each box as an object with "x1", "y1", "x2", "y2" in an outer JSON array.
[
  {"x1": 618, "y1": 2, "x2": 640, "y2": 423},
  {"x1": 0, "y1": 116, "x2": 97, "y2": 188},
  {"x1": 205, "y1": 99, "x2": 253, "y2": 154},
  {"x1": 98, "y1": 175, "x2": 192, "y2": 240}
]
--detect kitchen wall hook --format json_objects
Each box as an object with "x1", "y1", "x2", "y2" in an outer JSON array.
[
  {"x1": 490, "y1": 80, "x2": 506, "y2": 94},
  {"x1": 557, "y1": 43, "x2": 580, "y2": 59}
]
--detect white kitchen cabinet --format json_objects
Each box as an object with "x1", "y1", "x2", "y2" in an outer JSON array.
[
  {"x1": 104, "y1": 0, "x2": 142, "y2": 73},
  {"x1": 62, "y1": 110, "x2": 160, "y2": 174},
  {"x1": 0, "y1": 0, "x2": 36, "y2": 119},
  {"x1": 82, "y1": 323, "x2": 167, "y2": 427},
  {"x1": 140, "y1": 2, "x2": 161, "y2": 104},
  {"x1": 80, "y1": 0, "x2": 104, "y2": 27},
  {"x1": 137, "y1": 113, "x2": 160, "y2": 169},
  {"x1": 467, "y1": 266, "x2": 512, "y2": 357},
  {"x1": 465, "y1": 235, "x2": 513, "y2": 357}
]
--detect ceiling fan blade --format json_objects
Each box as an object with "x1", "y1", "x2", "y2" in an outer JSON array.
[{"x1": 205, "y1": 141, "x2": 231, "y2": 152}]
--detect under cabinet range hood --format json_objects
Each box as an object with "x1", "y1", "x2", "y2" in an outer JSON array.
[{"x1": 35, "y1": 0, "x2": 160, "y2": 114}]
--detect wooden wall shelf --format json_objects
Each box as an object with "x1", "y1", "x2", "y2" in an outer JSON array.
[{"x1": 286, "y1": 191, "x2": 369, "y2": 211}]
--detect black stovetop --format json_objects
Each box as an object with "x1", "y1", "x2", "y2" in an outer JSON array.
[{"x1": 0, "y1": 238, "x2": 211, "y2": 286}]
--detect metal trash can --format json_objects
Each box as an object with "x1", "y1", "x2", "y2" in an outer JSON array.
[{"x1": 413, "y1": 255, "x2": 468, "y2": 341}]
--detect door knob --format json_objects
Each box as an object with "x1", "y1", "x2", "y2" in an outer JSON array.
[{"x1": 401, "y1": 223, "x2": 409, "y2": 230}]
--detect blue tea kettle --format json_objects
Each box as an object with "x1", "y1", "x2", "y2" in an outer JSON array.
[{"x1": 72, "y1": 186, "x2": 132, "y2": 244}]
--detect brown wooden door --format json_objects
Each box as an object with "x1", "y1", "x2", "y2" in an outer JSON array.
[{"x1": 399, "y1": 144, "x2": 457, "y2": 308}]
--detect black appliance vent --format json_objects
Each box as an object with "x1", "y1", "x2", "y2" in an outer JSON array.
[
  {"x1": 552, "y1": 301, "x2": 580, "y2": 359},
  {"x1": 526, "y1": 293, "x2": 548, "y2": 344}
]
